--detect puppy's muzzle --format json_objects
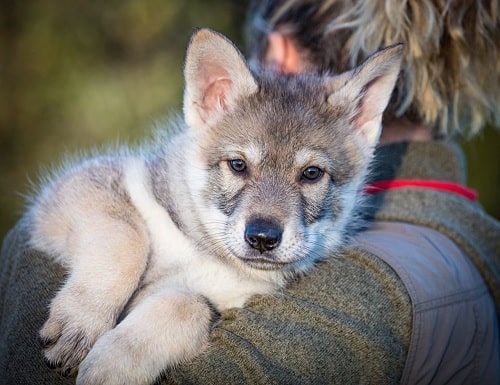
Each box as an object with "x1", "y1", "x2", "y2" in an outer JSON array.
[{"x1": 244, "y1": 218, "x2": 282, "y2": 254}]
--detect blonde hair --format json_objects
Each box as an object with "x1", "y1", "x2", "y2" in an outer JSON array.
[{"x1": 246, "y1": 0, "x2": 500, "y2": 138}]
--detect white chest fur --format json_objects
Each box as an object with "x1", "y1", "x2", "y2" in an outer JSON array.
[{"x1": 124, "y1": 158, "x2": 278, "y2": 310}]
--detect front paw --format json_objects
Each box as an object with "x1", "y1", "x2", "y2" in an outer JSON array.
[
  {"x1": 40, "y1": 293, "x2": 115, "y2": 377},
  {"x1": 76, "y1": 329, "x2": 152, "y2": 385}
]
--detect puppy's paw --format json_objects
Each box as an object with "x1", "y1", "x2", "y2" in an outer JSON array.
[
  {"x1": 76, "y1": 329, "x2": 156, "y2": 385},
  {"x1": 39, "y1": 293, "x2": 115, "y2": 377}
]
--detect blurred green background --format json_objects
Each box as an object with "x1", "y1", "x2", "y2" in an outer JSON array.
[{"x1": 1, "y1": 0, "x2": 499, "y2": 241}]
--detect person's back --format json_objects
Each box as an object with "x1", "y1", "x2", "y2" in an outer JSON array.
[{"x1": 245, "y1": 0, "x2": 500, "y2": 383}]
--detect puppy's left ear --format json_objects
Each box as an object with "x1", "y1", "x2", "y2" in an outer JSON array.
[
  {"x1": 183, "y1": 28, "x2": 258, "y2": 130},
  {"x1": 326, "y1": 44, "x2": 403, "y2": 148}
]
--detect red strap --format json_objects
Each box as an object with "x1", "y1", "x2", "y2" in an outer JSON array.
[{"x1": 364, "y1": 179, "x2": 478, "y2": 201}]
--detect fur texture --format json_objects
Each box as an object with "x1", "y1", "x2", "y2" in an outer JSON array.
[{"x1": 28, "y1": 29, "x2": 402, "y2": 385}]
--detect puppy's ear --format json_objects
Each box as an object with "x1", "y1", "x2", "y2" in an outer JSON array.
[
  {"x1": 325, "y1": 44, "x2": 403, "y2": 148},
  {"x1": 183, "y1": 28, "x2": 258, "y2": 130}
]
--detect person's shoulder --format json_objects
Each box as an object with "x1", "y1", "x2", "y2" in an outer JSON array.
[
  {"x1": 0, "y1": 218, "x2": 72, "y2": 385},
  {"x1": 1, "y1": 215, "x2": 65, "y2": 300},
  {"x1": 169, "y1": 244, "x2": 412, "y2": 385},
  {"x1": 1, "y1": 217, "x2": 31, "y2": 256}
]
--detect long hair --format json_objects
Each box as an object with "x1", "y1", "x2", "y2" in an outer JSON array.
[{"x1": 246, "y1": 0, "x2": 500, "y2": 138}]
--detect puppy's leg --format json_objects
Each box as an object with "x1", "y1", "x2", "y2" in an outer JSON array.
[
  {"x1": 39, "y1": 214, "x2": 149, "y2": 377},
  {"x1": 76, "y1": 288, "x2": 214, "y2": 385}
]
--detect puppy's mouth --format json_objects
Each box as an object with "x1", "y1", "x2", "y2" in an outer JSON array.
[{"x1": 239, "y1": 256, "x2": 291, "y2": 271}]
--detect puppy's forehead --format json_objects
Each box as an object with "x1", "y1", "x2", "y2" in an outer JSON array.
[
  {"x1": 294, "y1": 148, "x2": 332, "y2": 167},
  {"x1": 211, "y1": 74, "x2": 353, "y2": 163},
  {"x1": 255, "y1": 76, "x2": 349, "y2": 136}
]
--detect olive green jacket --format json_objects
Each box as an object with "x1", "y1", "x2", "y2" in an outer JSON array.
[{"x1": 0, "y1": 141, "x2": 498, "y2": 384}]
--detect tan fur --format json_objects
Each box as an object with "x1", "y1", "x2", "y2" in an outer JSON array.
[{"x1": 28, "y1": 29, "x2": 402, "y2": 385}]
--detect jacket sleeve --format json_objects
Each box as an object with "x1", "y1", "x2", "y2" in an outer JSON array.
[
  {"x1": 0, "y1": 220, "x2": 412, "y2": 385},
  {"x1": 0, "y1": 220, "x2": 74, "y2": 385},
  {"x1": 164, "y1": 248, "x2": 412, "y2": 385}
]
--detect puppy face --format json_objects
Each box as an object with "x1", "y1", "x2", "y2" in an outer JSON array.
[
  {"x1": 188, "y1": 75, "x2": 368, "y2": 273},
  {"x1": 181, "y1": 29, "x2": 402, "y2": 273}
]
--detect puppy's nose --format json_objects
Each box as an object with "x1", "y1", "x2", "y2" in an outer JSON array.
[{"x1": 244, "y1": 218, "x2": 282, "y2": 253}]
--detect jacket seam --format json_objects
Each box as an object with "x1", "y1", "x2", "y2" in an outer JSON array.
[{"x1": 414, "y1": 285, "x2": 489, "y2": 313}]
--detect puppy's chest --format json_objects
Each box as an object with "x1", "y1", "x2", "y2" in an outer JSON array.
[
  {"x1": 125, "y1": 158, "x2": 277, "y2": 311},
  {"x1": 144, "y1": 250, "x2": 275, "y2": 310},
  {"x1": 137, "y1": 201, "x2": 279, "y2": 310}
]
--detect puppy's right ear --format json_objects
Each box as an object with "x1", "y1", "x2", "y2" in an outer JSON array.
[{"x1": 183, "y1": 28, "x2": 258, "y2": 130}]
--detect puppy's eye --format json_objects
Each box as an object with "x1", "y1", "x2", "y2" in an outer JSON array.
[
  {"x1": 301, "y1": 166, "x2": 323, "y2": 183},
  {"x1": 228, "y1": 159, "x2": 247, "y2": 173}
]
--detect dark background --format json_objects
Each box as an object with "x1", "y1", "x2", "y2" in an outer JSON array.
[{"x1": 1, "y1": 0, "x2": 499, "y2": 241}]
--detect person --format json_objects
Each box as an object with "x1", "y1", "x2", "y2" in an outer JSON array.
[{"x1": 0, "y1": 0, "x2": 498, "y2": 384}]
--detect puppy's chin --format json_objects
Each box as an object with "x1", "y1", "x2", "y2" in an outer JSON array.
[{"x1": 236, "y1": 249, "x2": 306, "y2": 271}]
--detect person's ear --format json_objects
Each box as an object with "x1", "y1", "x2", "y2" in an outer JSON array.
[{"x1": 265, "y1": 32, "x2": 304, "y2": 74}]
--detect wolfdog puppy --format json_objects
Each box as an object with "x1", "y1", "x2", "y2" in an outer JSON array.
[{"x1": 28, "y1": 28, "x2": 402, "y2": 384}]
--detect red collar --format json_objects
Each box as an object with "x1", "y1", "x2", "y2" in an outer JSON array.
[{"x1": 364, "y1": 179, "x2": 478, "y2": 201}]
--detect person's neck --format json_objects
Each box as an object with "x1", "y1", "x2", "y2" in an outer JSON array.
[{"x1": 379, "y1": 116, "x2": 433, "y2": 145}]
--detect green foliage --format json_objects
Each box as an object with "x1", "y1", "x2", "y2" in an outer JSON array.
[
  {"x1": 459, "y1": 126, "x2": 500, "y2": 219},
  {"x1": 0, "y1": 0, "x2": 247, "y2": 237}
]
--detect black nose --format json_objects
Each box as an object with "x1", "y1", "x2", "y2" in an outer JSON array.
[{"x1": 244, "y1": 218, "x2": 282, "y2": 254}]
